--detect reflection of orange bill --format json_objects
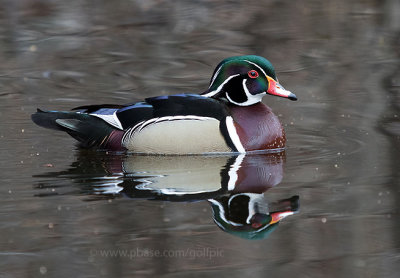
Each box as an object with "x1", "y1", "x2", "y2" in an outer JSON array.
[{"x1": 270, "y1": 210, "x2": 295, "y2": 224}]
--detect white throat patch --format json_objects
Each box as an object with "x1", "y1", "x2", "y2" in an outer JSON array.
[{"x1": 226, "y1": 79, "x2": 265, "y2": 106}]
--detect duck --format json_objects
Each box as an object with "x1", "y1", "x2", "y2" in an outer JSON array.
[{"x1": 31, "y1": 55, "x2": 297, "y2": 154}]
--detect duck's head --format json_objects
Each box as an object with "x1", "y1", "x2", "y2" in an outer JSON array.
[
  {"x1": 209, "y1": 194, "x2": 299, "y2": 240},
  {"x1": 203, "y1": 55, "x2": 297, "y2": 106}
]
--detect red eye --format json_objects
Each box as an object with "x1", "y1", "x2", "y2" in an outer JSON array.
[{"x1": 248, "y1": 70, "x2": 259, "y2": 78}]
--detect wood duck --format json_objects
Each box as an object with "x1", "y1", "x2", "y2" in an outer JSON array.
[{"x1": 32, "y1": 55, "x2": 297, "y2": 154}]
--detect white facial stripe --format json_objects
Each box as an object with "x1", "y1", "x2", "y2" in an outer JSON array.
[
  {"x1": 244, "y1": 60, "x2": 269, "y2": 79},
  {"x1": 225, "y1": 116, "x2": 245, "y2": 153},
  {"x1": 203, "y1": 74, "x2": 240, "y2": 97},
  {"x1": 225, "y1": 79, "x2": 265, "y2": 106},
  {"x1": 208, "y1": 65, "x2": 222, "y2": 89}
]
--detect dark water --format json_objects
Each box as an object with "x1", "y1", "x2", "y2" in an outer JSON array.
[{"x1": 1, "y1": 0, "x2": 400, "y2": 277}]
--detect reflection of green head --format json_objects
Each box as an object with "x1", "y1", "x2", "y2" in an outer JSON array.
[{"x1": 209, "y1": 199, "x2": 279, "y2": 240}]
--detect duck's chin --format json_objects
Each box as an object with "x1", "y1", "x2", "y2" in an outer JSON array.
[{"x1": 226, "y1": 92, "x2": 266, "y2": 106}]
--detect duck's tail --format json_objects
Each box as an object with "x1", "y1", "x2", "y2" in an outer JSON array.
[{"x1": 31, "y1": 109, "x2": 122, "y2": 149}]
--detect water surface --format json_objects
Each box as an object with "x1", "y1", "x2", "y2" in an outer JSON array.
[{"x1": 0, "y1": 1, "x2": 399, "y2": 277}]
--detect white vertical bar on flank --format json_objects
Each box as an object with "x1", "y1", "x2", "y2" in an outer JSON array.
[{"x1": 225, "y1": 116, "x2": 245, "y2": 153}]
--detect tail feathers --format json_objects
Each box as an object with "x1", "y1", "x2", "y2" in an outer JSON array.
[
  {"x1": 31, "y1": 109, "x2": 70, "y2": 131},
  {"x1": 31, "y1": 109, "x2": 117, "y2": 148}
]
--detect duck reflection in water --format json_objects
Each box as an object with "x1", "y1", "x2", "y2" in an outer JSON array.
[{"x1": 36, "y1": 151, "x2": 299, "y2": 240}]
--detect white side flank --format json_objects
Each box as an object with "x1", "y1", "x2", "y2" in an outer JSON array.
[
  {"x1": 122, "y1": 115, "x2": 216, "y2": 148},
  {"x1": 140, "y1": 115, "x2": 214, "y2": 132},
  {"x1": 137, "y1": 115, "x2": 215, "y2": 129},
  {"x1": 225, "y1": 116, "x2": 245, "y2": 153},
  {"x1": 153, "y1": 115, "x2": 214, "y2": 122},
  {"x1": 91, "y1": 111, "x2": 123, "y2": 130},
  {"x1": 227, "y1": 154, "x2": 245, "y2": 190},
  {"x1": 202, "y1": 74, "x2": 240, "y2": 97}
]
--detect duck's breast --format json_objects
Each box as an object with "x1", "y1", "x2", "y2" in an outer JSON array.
[{"x1": 229, "y1": 103, "x2": 286, "y2": 151}]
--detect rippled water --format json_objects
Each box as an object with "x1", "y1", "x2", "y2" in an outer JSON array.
[{"x1": 1, "y1": 1, "x2": 400, "y2": 277}]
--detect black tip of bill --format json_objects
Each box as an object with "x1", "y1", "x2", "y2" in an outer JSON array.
[{"x1": 288, "y1": 92, "x2": 298, "y2": 101}]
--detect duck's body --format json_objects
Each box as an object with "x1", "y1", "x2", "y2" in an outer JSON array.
[{"x1": 32, "y1": 55, "x2": 296, "y2": 154}]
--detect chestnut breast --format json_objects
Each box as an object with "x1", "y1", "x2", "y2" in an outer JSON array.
[{"x1": 229, "y1": 102, "x2": 286, "y2": 151}]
